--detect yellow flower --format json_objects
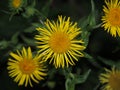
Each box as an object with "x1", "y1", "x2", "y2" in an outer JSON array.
[
  {"x1": 35, "y1": 15, "x2": 85, "y2": 68},
  {"x1": 102, "y1": 0, "x2": 120, "y2": 37},
  {"x1": 99, "y1": 67, "x2": 120, "y2": 90},
  {"x1": 7, "y1": 47, "x2": 47, "y2": 87},
  {"x1": 9, "y1": 0, "x2": 24, "y2": 11}
]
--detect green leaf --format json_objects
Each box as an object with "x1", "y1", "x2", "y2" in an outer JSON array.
[
  {"x1": 81, "y1": 31, "x2": 90, "y2": 47},
  {"x1": 65, "y1": 69, "x2": 91, "y2": 90},
  {"x1": 32, "y1": 22, "x2": 44, "y2": 28},
  {"x1": 88, "y1": 0, "x2": 96, "y2": 27},
  {"x1": 78, "y1": 0, "x2": 97, "y2": 30},
  {"x1": 0, "y1": 40, "x2": 9, "y2": 49},
  {"x1": 11, "y1": 32, "x2": 20, "y2": 44},
  {"x1": 22, "y1": 6, "x2": 36, "y2": 18},
  {"x1": 23, "y1": 26, "x2": 35, "y2": 33},
  {"x1": 22, "y1": 0, "x2": 36, "y2": 18},
  {"x1": 84, "y1": 52, "x2": 102, "y2": 68},
  {"x1": 73, "y1": 69, "x2": 91, "y2": 84},
  {"x1": 20, "y1": 35, "x2": 36, "y2": 46},
  {"x1": 97, "y1": 56, "x2": 120, "y2": 69},
  {"x1": 78, "y1": 16, "x2": 89, "y2": 29}
]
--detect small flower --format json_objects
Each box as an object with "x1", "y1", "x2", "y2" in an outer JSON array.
[
  {"x1": 99, "y1": 67, "x2": 120, "y2": 90},
  {"x1": 35, "y1": 15, "x2": 85, "y2": 68},
  {"x1": 7, "y1": 47, "x2": 47, "y2": 87},
  {"x1": 102, "y1": 0, "x2": 120, "y2": 37},
  {"x1": 9, "y1": 0, "x2": 25, "y2": 12}
]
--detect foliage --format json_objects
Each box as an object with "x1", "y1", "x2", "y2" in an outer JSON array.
[{"x1": 0, "y1": 0, "x2": 120, "y2": 90}]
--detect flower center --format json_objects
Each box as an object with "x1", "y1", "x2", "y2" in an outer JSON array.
[
  {"x1": 49, "y1": 32, "x2": 71, "y2": 53},
  {"x1": 19, "y1": 60, "x2": 36, "y2": 74},
  {"x1": 108, "y1": 8, "x2": 120, "y2": 26},
  {"x1": 109, "y1": 73, "x2": 120, "y2": 90},
  {"x1": 12, "y1": 0, "x2": 21, "y2": 8}
]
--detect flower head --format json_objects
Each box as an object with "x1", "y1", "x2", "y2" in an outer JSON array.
[
  {"x1": 7, "y1": 47, "x2": 47, "y2": 87},
  {"x1": 99, "y1": 67, "x2": 120, "y2": 90},
  {"x1": 102, "y1": 0, "x2": 120, "y2": 37},
  {"x1": 35, "y1": 15, "x2": 85, "y2": 68},
  {"x1": 9, "y1": 0, "x2": 25, "y2": 12}
]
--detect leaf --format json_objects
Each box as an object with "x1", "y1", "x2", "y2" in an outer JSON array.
[
  {"x1": 11, "y1": 32, "x2": 20, "y2": 44},
  {"x1": 78, "y1": 16, "x2": 89, "y2": 29},
  {"x1": 78, "y1": 0, "x2": 97, "y2": 30},
  {"x1": 97, "y1": 56, "x2": 120, "y2": 69},
  {"x1": 84, "y1": 52, "x2": 102, "y2": 68},
  {"x1": 65, "y1": 69, "x2": 91, "y2": 90},
  {"x1": 23, "y1": 26, "x2": 35, "y2": 33},
  {"x1": 32, "y1": 22, "x2": 44, "y2": 28},
  {"x1": 74, "y1": 69, "x2": 91, "y2": 84},
  {"x1": 81, "y1": 31, "x2": 90, "y2": 47},
  {"x1": 20, "y1": 35, "x2": 36, "y2": 46},
  {"x1": 88, "y1": 0, "x2": 96, "y2": 27},
  {"x1": 0, "y1": 40, "x2": 9, "y2": 49},
  {"x1": 22, "y1": 0, "x2": 36, "y2": 18}
]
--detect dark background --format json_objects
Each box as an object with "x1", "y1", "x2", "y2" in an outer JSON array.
[{"x1": 0, "y1": 0, "x2": 120, "y2": 90}]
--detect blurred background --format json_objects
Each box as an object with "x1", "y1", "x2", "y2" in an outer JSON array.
[{"x1": 0, "y1": 0, "x2": 120, "y2": 90}]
